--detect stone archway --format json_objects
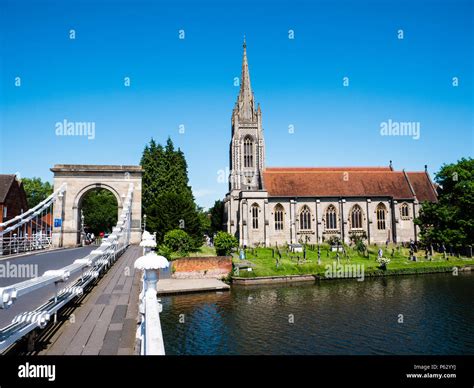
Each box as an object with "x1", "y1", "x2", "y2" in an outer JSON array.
[
  {"x1": 51, "y1": 164, "x2": 142, "y2": 247},
  {"x1": 74, "y1": 184, "x2": 121, "y2": 244}
]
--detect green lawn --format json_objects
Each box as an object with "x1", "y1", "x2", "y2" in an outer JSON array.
[
  {"x1": 167, "y1": 245, "x2": 217, "y2": 260},
  {"x1": 190, "y1": 245, "x2": 217, "y2": 257},
  {"x1": 232, "y1": 245, "x2": 474, "y2": 278}
]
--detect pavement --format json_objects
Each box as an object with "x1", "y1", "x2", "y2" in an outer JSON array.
[
  {"x1": 157, "y1": 278, "x2": 230, "y2": 295},
  {"x1": 39, "y1": 245, "x2": 141, "y2": 355},
  {"x1": 0, "y1": 246, "x2": 95, "y2": 328}
]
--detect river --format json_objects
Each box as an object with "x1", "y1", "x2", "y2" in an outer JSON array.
[{"x1": 160, "y1": 272, "x2": 474, "y2": 355}]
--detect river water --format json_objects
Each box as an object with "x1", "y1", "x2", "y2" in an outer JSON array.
[{"x1": 160, "y1": 272, "x2": 474, "y2": 355}]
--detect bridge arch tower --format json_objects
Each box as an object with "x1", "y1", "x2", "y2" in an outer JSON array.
[{"x1": 51, "y1": 164, "x2": 142, "y2": 247}]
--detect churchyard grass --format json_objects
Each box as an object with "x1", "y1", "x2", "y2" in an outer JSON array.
[{"x1": 232, "y1": 245, "x2": 474, "y2": 278}]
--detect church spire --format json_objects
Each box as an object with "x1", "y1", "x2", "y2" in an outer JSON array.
[
  {"x1": 237, "y1": 37, "x2": 255, "y2": 121},
  {"x1": 229, "y1": 38, "x2": 265, "y2": 192}
]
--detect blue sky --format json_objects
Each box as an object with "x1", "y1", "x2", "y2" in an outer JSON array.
[{"x1": 0, "y1": 0, "x2": 473, "y2": 209}]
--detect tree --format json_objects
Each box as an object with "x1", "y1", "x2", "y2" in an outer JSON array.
[
  {"x1": 146, "y1": 192, "x2": 203, "y2": 248},
  {"x1": 141, "y1": 137, "x2": 203, "y2": 247},
  {"x1": 197, "y1": 206, "x2": 212, "y2": 236},
  {"x1": 209, "y1": 199, "x2": 225, "y2": 235},
  {"x1": 163, "y1": 229, "x2": 192, "y2": 256},
  {"x1": 214, "y1": 231, "x2": 238, "y2": 256},
  {"x1": 415, "y1": 158, "x2": 473, "y2": 249},
  {"x1": 21, "y1": 178, "x2": 53, "y2": 208},
  {"x1": 81, "y1": 189, "x2": 118, "y2": 235}
]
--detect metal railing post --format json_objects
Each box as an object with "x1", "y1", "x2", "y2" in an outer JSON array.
[{"x1": 134, "y1": 233, "x2": 168, "y2": 356}]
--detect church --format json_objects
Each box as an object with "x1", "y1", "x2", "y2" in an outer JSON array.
[{"x1": 223, "y1": 41, "x2": 438, "y2": 247}]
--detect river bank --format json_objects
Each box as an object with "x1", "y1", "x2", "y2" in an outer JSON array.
[
  {"x1": 232, "y1": 263, "x2": 473, "y2": 285},
  {"x1": 230, "y1": 246, "x2": 474, "y2": 284}
]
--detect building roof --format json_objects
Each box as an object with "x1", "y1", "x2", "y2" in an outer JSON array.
[
  {"x1": 265, "y1": 167, "x2": 392, "y2": 172},
  {"x1": 263, "y1": 167, "x2": 437, "y2": 201},
  {"x1": 0, "y1": 175, "x2": 16, "y2": 203},
  {"x1": 406, "y1": 172, "x2": 438, "y2": 202}
]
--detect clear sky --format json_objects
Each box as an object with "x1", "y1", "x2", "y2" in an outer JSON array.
[{"x1": 0, "y1": 0, "x2": 472, "y2": 209}]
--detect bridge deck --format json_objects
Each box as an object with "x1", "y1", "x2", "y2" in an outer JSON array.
[{"x1": 39, "y1": 245, "x2": 142, "y2": 355}]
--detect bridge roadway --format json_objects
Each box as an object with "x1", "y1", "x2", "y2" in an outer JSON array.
[
  {"x1": 0, "y1": 246, "x2": 96, "y2": 328},
  {"x1": 3, "y1": 245, "x2": 143, "y2": 355}
]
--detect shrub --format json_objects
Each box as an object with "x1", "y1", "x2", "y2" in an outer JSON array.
[
  {"x1": 214, "y1": 231, "x2": 238, "y2": 256},
  {"x1": 157, "y1": 244, "x2": 174, "y2": 259},
  {"x1": 327, "y1": 236, "x2": 341, "y2": 246},
  {"x1": 355, "y1": 240, "x2": 367, "y2": 256},
  {"x1": 349, "y1": 231, "x2": 367, "y2": 252},
  {"x1": 163, "y1": 229, "x2": 192, "y2": 256},
  {"x1": 377, "y1": 257, "x2": 391, "y2": 269}
]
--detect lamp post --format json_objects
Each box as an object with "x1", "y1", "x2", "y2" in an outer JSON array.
[
  {"x1": 80, "y1": 209, "x2": 85, "y2": 246},
  {"x1": 143, "y1": 214, "x2": 147, "y2": 231},
  {"x1": 134, "y1": 252, "x2": 169, "y2": 291},
  {"x1": 56, "y1": 188, "x2": 65, "y2": 248},
  {"x1": 140, "y1": 237, "x2": 156, "y2": 255}
]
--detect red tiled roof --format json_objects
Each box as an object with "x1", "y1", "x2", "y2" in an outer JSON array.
[
  {"x1": 265, "y1": 167, "x2": 392, "y2": 172},
  {"x1": 263, "y1": 168, "x2": 437, "y2": 201},
  {"x1": 406, "y1": 172, "x2": 438, "y2": 202}
]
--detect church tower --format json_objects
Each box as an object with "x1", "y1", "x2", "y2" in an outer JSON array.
[{"x1": 229, "y1": 39, "x2": 265, "y2": 191}]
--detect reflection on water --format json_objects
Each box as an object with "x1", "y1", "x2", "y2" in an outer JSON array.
[{"x1": 160, "y1": 272, "x2": 474, "y2": 355}]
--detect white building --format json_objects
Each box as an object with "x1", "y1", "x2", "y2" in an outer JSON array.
[{"x1": 224, "y1": 41, "x2": 438, "y2": 247}]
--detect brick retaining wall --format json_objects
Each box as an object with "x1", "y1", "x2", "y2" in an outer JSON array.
[{"x1": 171, "y1": 256, "x2": 232, "y2": 279}]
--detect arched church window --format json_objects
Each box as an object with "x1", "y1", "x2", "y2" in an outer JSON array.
[
  {"x1": 400, "y1": 203, "x2": 409, "y2": 219},
  {"x1": 274, "y1": 204, "x2": 284, "y2": 231},
  {"x1": 326, "y1": 205, "x2": 337, "y2": 230},
  {"x1": 376, "y1": 203, "x2": 387, "y2": 230},
  {"x1": 350, "y1": 205, "x2": 363, "y2": 229},
  {"x1": 244, "y1": 136, "x2": 254, "y2": 168},
  {"x1": 251, "y1": 204, "x2": 259, "y2": 229},
  {"x1": 300, "y1": 206, "x2": 311, "y2": 230}
]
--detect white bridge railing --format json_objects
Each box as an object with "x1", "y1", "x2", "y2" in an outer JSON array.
[
  {"x1": 0, "y1": 183, "x2": 135, "y2": 353},
  {"x1": 0, "y1": 183, "x2": 66, "y2": 256},
  {"x1": 134, "y1": 231, "x2": 168, "y2": 355},
  {"x1": 0, "y1": 236, "x2": 52, "y2": 256}
]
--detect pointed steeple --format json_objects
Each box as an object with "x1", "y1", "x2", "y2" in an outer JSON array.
[
  {"x1": 229, "y1": 38, "x2": 265, "y2": 192},
  {"x1": 237, "y1": 37, "x2": 256, "y2": 121}
]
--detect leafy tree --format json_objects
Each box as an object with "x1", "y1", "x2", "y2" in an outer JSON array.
[
  {"x1": 163, "y1": 229, "x2": 192, "y2": 256},
  {"x1": 415, "y1": 158, "x2": 473, "y2": 249},
  {"x1": 197, "y1": 206, "x2": 212, "y2": 236},
  {"x1": 214, "y1": 231, "x2": 238, "y2": 256},
  {"x1": 21, "y1": 178, "x2": 53, "y2": 208},
  {"x1": 140, "y1": 138, "x2": 203, "y2": 247},
  {"x1": 81, "y1": 189, "x2": 118, "y2": 235},
  {"x1": 209, "y1": 199, "x2": 225, "y2": 235},
  {"x1": 146, "y1": 192, "x2": 202, "y2": 248}
]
